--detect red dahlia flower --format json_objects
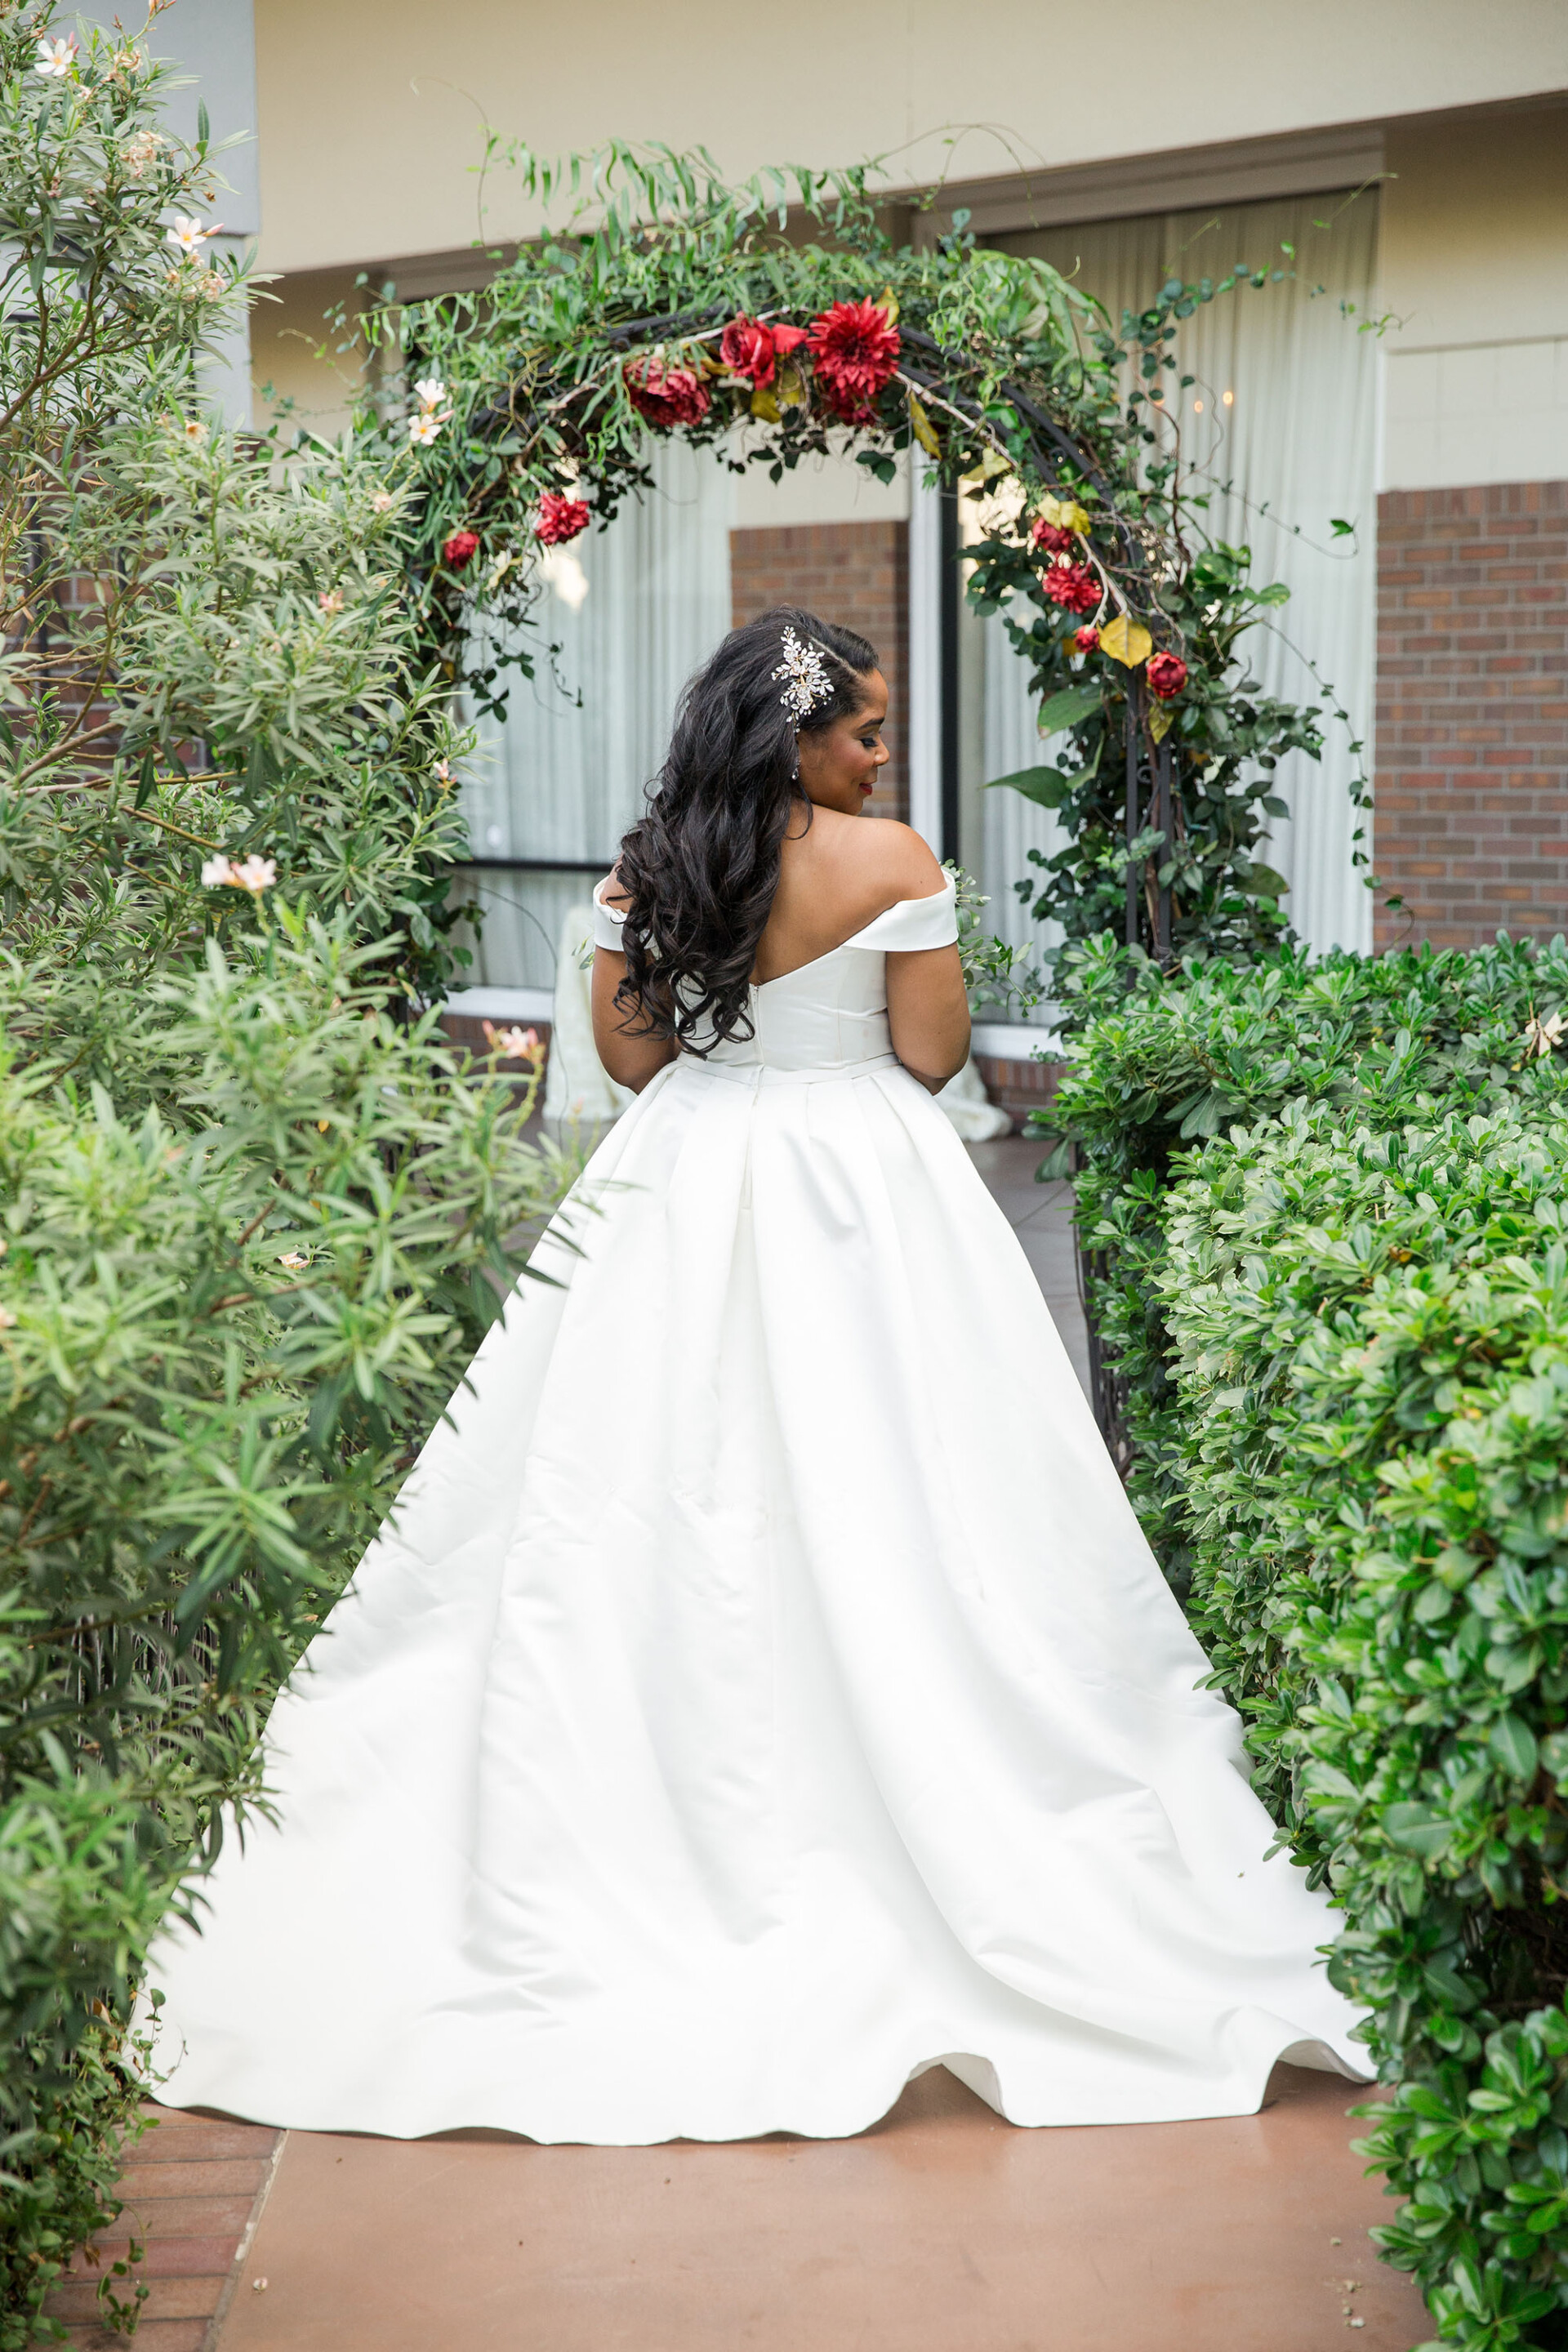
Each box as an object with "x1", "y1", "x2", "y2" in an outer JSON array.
[
  {"x1": 1042, "y1": 561, "x2": 1100, "y2": 616},
  {"x1": 1073, "y1": 624, "x2": 1101, "y2": 653},
  {"x1": 442, "y1": 529, "x2": 479, "y2": 568},
  {"x1": 534, "y1": 492, "x2": 590, "y2": 546},
  {"x1": 1147, "y1": 651, "x2": 1188, "y2": 700},
  {"x1": 806, "y1": 298, "x2": 901, "y2": 424},
  {"x1": 719, "y1": 314, "x2": 808, "y2": 388},
  {"x1": 1031, "y1": 519, "x2": 1075, "y2": 558},
  {"x1": 624, "y1": 354, "x2": 711, "y2": 429}
]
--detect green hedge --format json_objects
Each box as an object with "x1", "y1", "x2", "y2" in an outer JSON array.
[{"x1": 1045, "y1": 936, "x2": 1568, "y2": 2352}]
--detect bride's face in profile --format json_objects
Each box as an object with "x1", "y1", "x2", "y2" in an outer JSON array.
[{"x1": 796, "y1": 670, "x2": 889, "y2": 817}]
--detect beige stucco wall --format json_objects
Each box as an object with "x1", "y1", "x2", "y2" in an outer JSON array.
[
  {"x1": 1379, "y1": 100, "x2": 1568, "y2": 489},
  {"x1": 252, "y1": 0, "x2": 1568, "y2": 279}
]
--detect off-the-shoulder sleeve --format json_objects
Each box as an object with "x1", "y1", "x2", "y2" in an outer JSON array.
[
  {"x1": 847, "y1": 872, "x2": 959, "y2": 952},
  {"x1": 591, "y1": 876, "x2": 628, "y2": 952}
]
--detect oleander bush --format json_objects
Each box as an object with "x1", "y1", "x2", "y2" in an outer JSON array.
[
  {"x1": 1045, "y1": 938, "x2": 1568, "y2": 2350},
  {"x1": 0, "y1": 10, "x2": 568, "y2": 2338}
]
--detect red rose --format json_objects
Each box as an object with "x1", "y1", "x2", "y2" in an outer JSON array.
[
  {"x1": 720, "y1": 316, "x2": 774, "y2": 385},
  {"x1": 1042, "y1": 560, "x2": 1100, "y2": 616},
  {"x1": 718, "y1": 316, "x2": 807, "y2": 389},
  {"x1": 805, "y1": 298, "x2": 901, "y2": 424},
  {"x1": 624, "y1": 354, "x2": 711, "y2": 430},
  {"x1": 534, "y1": 492, "x2": 590, "y2": 546},
  {"x1": 1074, "y1": 625, "x2": 1101, "y2": 653},
  {"x1": 442, "y1": 529, "x2": 479, "y2": 569},
  {"x1": 1031, "y1": 519, "x2": 1075, "y2": 558},
  {"x1": 1147, "y1": 651, "x2": 1188, "y2": 700}
]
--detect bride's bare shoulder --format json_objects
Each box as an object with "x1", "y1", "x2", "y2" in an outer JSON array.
[{"x1": 812, "y1": 813, "x2": 947, "y2": 910}]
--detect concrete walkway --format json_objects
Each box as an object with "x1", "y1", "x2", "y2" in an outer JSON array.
[{"x1": 51, "y1": 1143, "x2": 1430, "y2": 2352}]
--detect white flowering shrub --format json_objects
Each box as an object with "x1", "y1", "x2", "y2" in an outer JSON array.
[{"x1": 0, "y1": 10, "x2": 568, "y2": 2333}]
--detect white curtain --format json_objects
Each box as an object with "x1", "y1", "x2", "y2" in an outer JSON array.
[
  {"x1": 459, "y1": 440, "x2": 735, "y2": 987},
  {"x1": 985, "y1": 190, "x2": 1379, "y2": 956}
]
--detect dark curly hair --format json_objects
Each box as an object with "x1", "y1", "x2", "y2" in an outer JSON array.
[{"x1": 612, "y1": 606, "x2": 880, "y2": 1052}]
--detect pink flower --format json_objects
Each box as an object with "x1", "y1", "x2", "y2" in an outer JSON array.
[
  {"x1": 443, "y1": 529, "x2": 479, "y2": 569},
  {"x1": 1147, "y1": 651, "x2": 1188, "y2": 701},
  {"x1": 623, "y1": 355, "x2": 710, "y2": 430},
  {"x1": 1042, "y1": 562, "x2": 1100, "y2": 616},
  {"x1": 482, "y1": 1021, "x2": 545, "y2": 1062},
  {"x1": 805, "y1": 299, "x2": 901, "y2": 425},
  {"x1": 535, "y1": 492, "x2": 590, "y2": 546},
  {"x1": 317, "y1": 587, "x2": 344, "y2": 614},
  {"x1": 1074, "y1": 625, "x2": 1101, "y2": 654}
]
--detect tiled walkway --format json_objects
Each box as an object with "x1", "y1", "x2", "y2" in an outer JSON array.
[{"x1": 47, "y1": 1146, "x2": 1428, "y2": 2350}]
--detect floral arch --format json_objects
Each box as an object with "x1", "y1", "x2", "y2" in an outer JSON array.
[{"x1": 362, "y1": 145, "x2": 1339, "y2": 968}]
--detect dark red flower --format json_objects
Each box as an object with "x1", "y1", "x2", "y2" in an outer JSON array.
[
  {"x1": 1031, "y1": 519, "x2": 1075, "y2": 558},
  {"x1": 719, "y1": 315, "x2": 809, "y2": 388},
  {"x1": 1042, "y1": 561, "x2": 1100, "y2": 616},
  {"x1": 1074, "y1": 624, "x2": 1101, "y2": 654},
  {"x1": 624, "y1": 354, "x2": 711, "y2": 430},
  {"x1": 1147, "y1": 651, "x2": 1188, "y2": 700},
  {"x1": 534, "y1": 492, "x2": 590, "y2": 546},
  {"x1": 806, "y1": 298, "x2": 901, "y2": 424},
  {"x1": 442, "y1": 529, "x2": 479, "y2": 569}
]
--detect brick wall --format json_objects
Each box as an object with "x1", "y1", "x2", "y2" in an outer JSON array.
[
  {"x1": 729, "y1": 521, "x2": 909, "y2": 820},
  {"x1": 1376, "y1": 480, "x2": 1568, "y2": 950}
]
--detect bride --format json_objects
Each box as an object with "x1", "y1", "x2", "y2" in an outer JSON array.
[{"x1": 140, "y1": 606, "x2": 1367, "y2": 2145}]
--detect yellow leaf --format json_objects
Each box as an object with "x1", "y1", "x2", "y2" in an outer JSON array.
[
  {"x1": 878, "y1": 286, "x2": 900, "y2": 325},
  {"x1": 1148, "y1": 702, "x2": 1174, "y2": 742},
  {"x1": 750, "y1": 386, "x2": 782, "y2": 423},
  {"x1": 907, "y1": 391, "x2": 941, "y2": 458},
  {"x1": 775, "y1": 362, "x2": 808, "y2": 411},
  {"x1": 1039, "y1": 492, "x2": 1091, "y2": 535},
  {"x1": 1100, "y1": 612, "x2": 1153, "y2": 668}
]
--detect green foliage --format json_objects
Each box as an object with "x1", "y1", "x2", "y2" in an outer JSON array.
[
  {"x1": 348, "y1": 142, "x2": 1339, "y2": 962},
  {"x1": 0, "y1": 8, "x2": 569, "y2": 2330},
  {"x1": 1049, "y1": 936, "x2": 1568, "y2": 2347}
]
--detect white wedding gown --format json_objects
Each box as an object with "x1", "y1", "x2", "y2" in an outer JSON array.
[{"x1": 142, "y1": 875, "x2": 1367, "y2": 2144}]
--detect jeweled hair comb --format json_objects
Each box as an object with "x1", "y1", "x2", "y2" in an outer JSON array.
[{"x1": 772, "y1": 626, "x2": 835, "y2": 728}]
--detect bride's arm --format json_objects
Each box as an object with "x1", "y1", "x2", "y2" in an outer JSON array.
[
  {"x1": 591, "y1": 943, "x2": 679, "y2": 1092},
  {"x1": 886, "y1": 944, "x2": 970, "y2": 1093}
]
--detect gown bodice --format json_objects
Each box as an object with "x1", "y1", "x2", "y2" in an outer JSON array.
[{"x1": 590, "y1": 872, "x2": 959, "y2": 1076}]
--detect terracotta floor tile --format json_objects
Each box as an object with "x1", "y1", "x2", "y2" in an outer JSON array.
[
  {"x1": 214, "y1": 2065, "x2": 1432, "y2": 2352},
  {"x1": 46, "y1": 2274, "x2": 225, "y2": 2324},
  {"x1": 134, "y1": 2122, "x2": 278, "y2": 2163},
  {"x1": 101, "y1": 2192, "x2": 257, "y2": 2238},
  {"x1": 64, "y1": 2233, "x2": 241, "y2": 2280},
  {"x1": 115, "y1": 2158, "x2": 271, "y2": 2202}
]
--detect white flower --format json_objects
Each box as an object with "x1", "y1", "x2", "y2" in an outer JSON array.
[
  {"x1": 413, "y1": 376, "x2": 447, "y2": 412},
  {"x1": 408, "y1": 411, "x2": 445, "y2": 448},
  {"x1": 482, "y1": 1021, "x2": 543, "y2": 1062},
  {"x1": 1524, "y1": 1010, "x2": 1566, "y2": 1058},
  {"x1": 0, "y1": 1306, "x2": 16, "y2": 1330},
  {"x1": 183, "y1": 418, "x2": 207, "y2": 442},
  {"x1": 432, "y1": 760, "x2": 453, "y2": 789},
  {"x1": 372, "y1": 489, "x2": 395, "y2": 514},
  {"x1": 201, "y1": 853, "x2": 276, "y2": 893},
  {"x1": 278, "y1": 1250, "x2": 309, "y2": 1271},
  {"x1": 167, "y1": 214, "x2": 220, "y2": 260},
  {"x1": 34, "y1": 36, "x2": 77, "y2": 78}
]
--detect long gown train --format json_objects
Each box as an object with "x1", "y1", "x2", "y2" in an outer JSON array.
[{"x1": 140, "y1": 877, "x2": 1367, "y2": 2143}]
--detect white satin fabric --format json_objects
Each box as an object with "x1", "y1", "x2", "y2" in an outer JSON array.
[{"x1": 142, "y1": 876, "x2": 1367, "y2": 2144}]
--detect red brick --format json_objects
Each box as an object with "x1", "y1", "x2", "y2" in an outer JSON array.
[{"x1": 1376, "y1": 479, "x2": 1568, "y2": 951}]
